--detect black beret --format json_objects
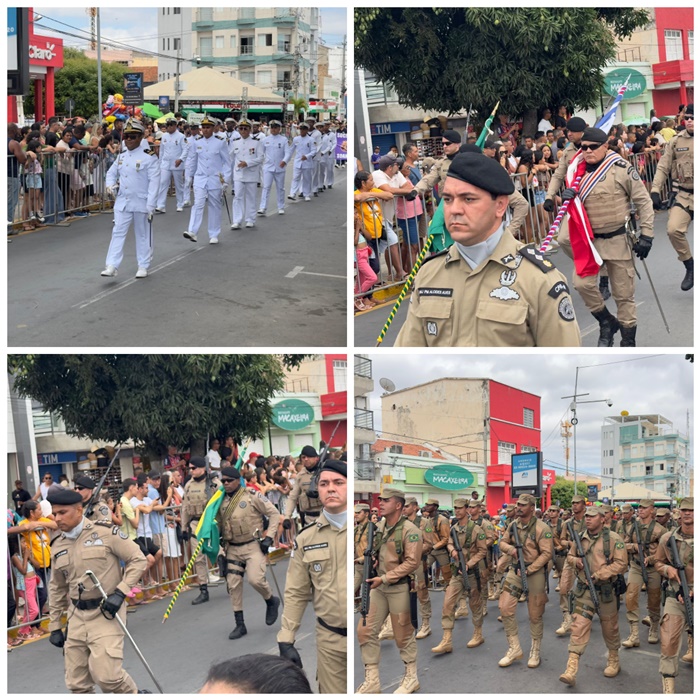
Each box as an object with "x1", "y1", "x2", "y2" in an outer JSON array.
[
  {"x1": 74, "y1": 475, "x2": 96, "y2": 490},
  {"x1": 582, "y1": 127, "x2": 609, "y2": 144},
  {"x1": 221, "y1": 467, "x2": 241, "y2": 479},
  {"x1": 48, "y1": 488, "x2": 83, "y2": 506},
  {"x1": 566, "y1": 117, "x2": 587, "y2": 132},
  {"x1": 442, "y1": 129, "x2": 461, "y2": 144},
  {"x1": 189, "y1": 456, "x2": 206, "y2": 468},
  {"x1": 301, "y1": 446, "x2": 318, "y2": 458},
  {"x1": 319, "y1": 459, "x2": 347, "y2": 478},
  {"x1": 459, "y1": 144, "x2": 482, "y2": 154},
  {"x1": 685, "y1": 103, "x2": 694, "y2": 117},
  {"x1": 446, "y1": 153, "x2": 515, "y2": 195}
]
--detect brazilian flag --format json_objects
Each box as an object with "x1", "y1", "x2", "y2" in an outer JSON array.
[
  {"x1": 194, "y1": 486, "x2": 225, "y2": 565},
  {"x1": 476, "y1": 101, "x2": 500, "y2": 150}
]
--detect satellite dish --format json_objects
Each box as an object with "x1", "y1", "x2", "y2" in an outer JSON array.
[{"x1": 379, "y1": 378, "x2": 396, "y2": 393}]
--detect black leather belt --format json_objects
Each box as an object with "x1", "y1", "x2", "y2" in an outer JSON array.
[
  {"x1": 305, "y1": 511, "x2": 321, "y2": 517},
  {"x1": 679, "y1": 186, "x2": 693, "y2": 193},
  {"x1": 317, "y1": 616, "x2": 347, "y2": 636},
  {"x1": 71, "y1": 598, "x2": 102, "y2": 610},
  {"x1": 227, "y1": 539, "x2": 255, "y2": 546},
  {"x1": 594, "y1": 225, "x2": 626, "y2": 239}
]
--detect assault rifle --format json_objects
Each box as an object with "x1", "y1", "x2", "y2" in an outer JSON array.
[
  {"x1": 84, "y1": 446, "x2": 122, "y2": 518},
  {"x1": 632, "y1": 518, "x2": 649, "y2": 586},
  {"x1": 567, "y1": 521, "x2": 601, "y2": 616},
  {"x1": 667, "y1": 533, "x2": 693, "y2": 636},
  {"x1": 451, "y1": 527, "x2": 470, "y2": 593},
  {"x1": 510, "y1": 521, "x2": 529, "y2": 599},
  {"x1": 306, "y1": 420, "x2": 343, "y2": 499},
  {"x1": 360, "y1": 521, "x2": 376, "y2": 626}
]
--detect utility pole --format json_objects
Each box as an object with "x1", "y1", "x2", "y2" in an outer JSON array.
[
  {"x1": 175, "y1": 48, "x2": 182, "y2": 113},
  {"x1": 340, "y1": 34, "x2": 347, "y2": 119},
  {"x1": 96, "y1": 9, "x2": 102, "y2": 123},
  {"x1": 560, "y1": 420, "x2": 572, "y2": 476}
]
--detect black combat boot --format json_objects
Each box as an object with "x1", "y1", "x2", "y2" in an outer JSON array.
[
  {"x1": 681, "y1": 258, "x2": 694, "y2": 291},
  {"x1": 191, "y1": 584, "x2": 209, "y2": 605},
  {"x1": 619, "y1": 325, "x2": 637, "y2": 347},
  {"x1": 592, "y1": 307, "x2": 620, "y2": 347},
  {"x1": 229, "y1": 611, "x2": 247, "y2": 639},
  {"x1": 265, "y1": 595, "x2": 280, "y2": 626},
  {"x1": 598, "y1": 275, "x2": 611, "y2": 300}
]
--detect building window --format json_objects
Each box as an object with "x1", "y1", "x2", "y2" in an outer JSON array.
[
  {"x1": 609, "y1": 448, "x2": 613, "y2": 456},
  {"x1": 240, "y1": 8, "x2": 256, "y2": 20},
  {"x1": 278, "y1": 33, "x2": 292, "y2": 52},
  {"x1": 689, "y1": 31, "x2": 694, "y2": 60},
  {"x1": 659, "y1": 462, "x2": 664, "y2": 471},
  {"x1": 167, "y1": 7, "x2": 170, "y2": 14},
  {"x1": 645, "y1": 464, "x2": 653, "y2": 476},
  {"x1": 521, "y1": 445, "x2": 537, "y2": 453},
  {"x1": 523, "y1": 407, "x2": 534, "y2": 428},
  {"x1": 332, "y1": 359, "x2": 347, "y2": 392},
  {"x1": 215, "y1": 35, "x2": 224, "y2": 50},
  {"x1": 240, "y1": 69, "x2": 255, "y2": 83},
  {"x1": 389, "y1": 445, "x2": 403, "y2": 454},
  {"x1": 174, "y1": 7, "x2": 180, "y2": 14},
  {"x1": 240, "y1": 36, "x2": 254, "y2": 55},
  {"x1": 200, "y1": 37, "x2": 212, "y2": 58},
  {"x1": 498, "y1": 441, "x2": 516, "y2": 463},
  {"x1": 665, "y1": 29, "x2": 683, "y2": 61},
  {"x1": 174, "y1": 38, "x2": 181, "y2": 50},
  {"x1": 163, "y1": 38, "x2": 166, "y2": 51},
  {"x1": 258, "y1": 33, "x2": 273, "y2": 47},
  {"x1": 230, "y1": 35, "x2": 237, "y2": 49}
]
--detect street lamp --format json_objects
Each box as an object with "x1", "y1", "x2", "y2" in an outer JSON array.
[{"x1": 561, "y1": 366, "x2": 612, "y2": 495}]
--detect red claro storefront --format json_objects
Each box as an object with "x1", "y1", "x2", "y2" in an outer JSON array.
[
  {"x1": 7, "y1": 10, "x2": 64, "y2": 123},
  {"x1": 486, "y1": 464, "x2": 556, "y2": 514}
]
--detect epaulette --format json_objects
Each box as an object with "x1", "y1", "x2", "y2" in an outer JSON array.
[
  {"x1": 615, "y1": 160, "x2": 627, "y2": 168},
  {"x1": 518, "y1": 245, "x2": 556, "y2": 272},
  {"x1": 50, "y1": 532, "x2": 63, "y2": 545},
  {"x1": 253, "y1": 134, "x2": 261, "y2": 140},
  {"x1": 94, "y1": 520, "x2": 114, "y2": 529},
  {"x1": 215, "y1": 134, "x2": 225, "y2": 140},
  {"x1": 421, "y1": 247, "x2": 450, "y2": 265},
  {"x1": 195, "y1": 134, "x2": 203, "y2": 140},
  {"x1": 144, "y1": 148, "x2": 156, "y2": 156}
]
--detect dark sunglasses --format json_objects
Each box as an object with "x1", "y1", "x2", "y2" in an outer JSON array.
[
  {"x1": 220, "y1": 478, "x2": 236, "y2": 484},
  {"x1": 580, "y1": 143, "x2": 604, "y2": 151},
  {"x1": 441, "y1": 141, "x2": 452, "y2": 146},
  {"x1": 44, "y1": 477, "x2": 52, "y2": 480},
  {"x1": 124, "y1": 134, "x2": 139, "y2": 140},
  {"x1": 238, "y1": 126, "x2": 250, "y2": 130}
]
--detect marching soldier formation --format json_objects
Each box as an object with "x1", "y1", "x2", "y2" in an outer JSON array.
[{"x1": 355, "y1": 493, "x2": 693, "y2": 694}]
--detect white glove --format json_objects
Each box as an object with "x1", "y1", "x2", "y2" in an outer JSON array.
[
  {"x1": 106, "y1": 185, "x2": 115, "y2": 198},
  {"x1": 147, "y1": 209, "x2": 155, "y2": 222},
  {"x1": 222, "y1": 183, "x2": 230, "y2": 195}
]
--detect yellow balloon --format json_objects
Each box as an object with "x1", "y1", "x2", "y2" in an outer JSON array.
[
  {"x1": 105, "y1": 115, "x2": 116, "y2": 124},
  {"x1": 114, "y1": 93, "x2": 124, "y2": 102}
]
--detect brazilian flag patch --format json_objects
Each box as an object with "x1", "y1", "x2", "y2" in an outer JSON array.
[
  {"x1": 544, "y1": 532, "x2": 553, "y2": 538},
  {"x1": 616, "y1": 542, "x2": 625, "y2": 549},
  {"x1": 478, "y1": 533, "x2": 486, "y2": 540},
  {"x1": 408, "y1": 533, "x2": 420, "y2": 542}
]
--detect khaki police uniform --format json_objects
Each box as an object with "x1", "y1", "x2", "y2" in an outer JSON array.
[
  {"x1": 651, "y1": 130, "x2": 694, "y2": 261},
  {"x1": 556, "y1": 512, "x2": 586, "y2": 634},
  {"x1": 654, "y1": 524, "x2": 694, "y2": 685},
  {"x1": 356, "y1": 516, "x2": 422, "y2": 673},
  {"x1": 48, "y1": 518, "x2": 148, "y2": 693},
  {"x1": 181, "y1": 477, "x2": 212, "y2": 584},
  {"x1": 85, "y1": 499, "x2": 112, "y2": 523},
  {"x1": 407, "y1": 513, "x2": 432, "y2": 630},
  {"x1": 623, "y1": 515, "x2": 666, "y2": 644},
  {"x1": 423, "y1": 508, "x2": 452, "y2": 586},
  {"x1": 561, "y1": 522, "x2": 628, "y2": 684},
  {"x1": 472, "y1": 514, "x2": 497, "y2": 606},
  {"x1": 395, "y1": 232, "x2": 581, "y2": 347},
  {"x1": 498, "y1": 515, "x2": 553, "y2": 657},
  {"x1": 284, "y1": 467, "x2": 323, "y2": 524},
  {"x1": 572, "y1": 158, "x2": 654, "y2": 328},
  {"x1": 507, "y1": 190, "x2": 530, "y2": 239},
  {"x1": 354, "y1": 520, "x2": 370, "y2": 595},
  {"x1": 414, "y1": 156, "x2": 453, "y2": 198},
  {"x1": 217, "y1": 487, "x2": 280, "y2": 611},
  {"x1": 278, "y1": 512, "x2": 347, "y2": 694},
  {"x1": 441, "y1": 520, "x2": 487, "y2": 639},
  {"x1": 546, "y1": 142, "x2": 578, "y2": 257}
]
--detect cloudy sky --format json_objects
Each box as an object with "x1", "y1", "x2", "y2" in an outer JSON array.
[
  {"x1": 362, "y1": 353, "x2": 693, "y2": 483},
  {"x1": 32, "y1": 7, "x2": 347, "y2": 51}
]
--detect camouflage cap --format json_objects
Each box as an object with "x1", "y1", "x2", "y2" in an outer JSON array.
[
  {"x1": 404, "y1": 496, "x2": 418, "y2": 506},
  {"x1": 453, "y1": 498, "x2": 468, "y2": 508},
  {"x1": 620, "y1": 504, "x2": 633, "y2": 513},
  {"x1": 601, "y1": 504, "x2": 613, "y2": 514},
  {"x1": 381, "y1": 487, "x2": 406, "y2": 502},
  {"x1": 571, "y1": 495, "x2": 586, "y2": 503},
  {"x1": 505, "y1": 504, "x2": 516, "y2": 512},
  {"x1": 656, "y1": 507, "x2": 671, "y2": 516},
  {"x1": 516, "y1": 494, "x2": 536, "y2": 506},
  {"x1": 468, "y1": 499, "x2": 481, "y2": 507},
  {"x1": 354, "y1": 503, "x2": 370, "y2": 513},
  {"x1": 547, "y1": 505, "x2": 558, "y2": 512},
  {"x1": 639, "y1": 499, "x2": 655, "y2": 508},
  {"x1": 425, "y1": 498, "x2": 440, "y2": 506},
  {"x1": 585, "y1": 505, "x2": 605, "y2": 516},
  {"x1": 679, "y1": 497, "x2": 693, "y2": 511}
]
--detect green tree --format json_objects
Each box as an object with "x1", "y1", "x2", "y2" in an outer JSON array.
[
  {"x1": 550, "y1": 476, "x2": 578, "y2": 510},
  {"x1": 355, "y1": 8, "x2": 650, "y2": 134},
  {"x1": 289, "y1": 97, "x2": 309, "y2": 121},
  {"x1": 9, "y1": 354, "x2": 307, "y2": 456},
  {"x1": 51, "y1": 47, "x2": 129, "y2": 121}
]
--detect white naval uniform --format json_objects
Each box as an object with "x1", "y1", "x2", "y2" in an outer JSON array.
[
  {"x1": 259, "y1": 133, "x2": 289, "y2": 212},
  {"x1": 185, "y1": 133, "x2": 232, "y2": 240},
  {"x1": 229, "y1": 135, "x2": 263, "y2": 226},
  {"x1": 308, "y1": 127, "x2": 323, "y2": 193},
  {"x1": 104, "y1": 144, "x2": 160, "y2": 270},
  {"x1": 180, "y1": 134, "x2": 194, "y2": 205},
  {"x1": 156, "y1": 131, "x2": 186, "y2": 210},
  {"x1": 286, "y1": 134, "x2": 317, "y2": 199},
  {"x1": 324, "y1": 130, "x2": 337, "y2": 187}
]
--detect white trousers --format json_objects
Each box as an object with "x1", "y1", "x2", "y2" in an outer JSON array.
[
  {"x1": 312, "y1": 158, "x2": 322, "y2": 192},
  {"x1": 324, "y1": 153, "x2": 335, "y2": 186},
  {"x1": 106, "y1": 210, "x2": 152, "y2": 269},
  {"x1": 187, "y1": 185, "x2": 222, "y2": 239},
  {"x1": 260, "y1": 171, "x2": 286, "y2": 211},
  {"x1": 319, "y1": 156, "x2": 327, "y2": 188},
  {"x1": 233, "y1": 182, "x2": 258, "y2": 225},
  {"x1": 291, "y1": 166, "x2": 313, "y2": 198},
  {"x1": 156, "y1": 168, "x2": 185, "y2": 210}
]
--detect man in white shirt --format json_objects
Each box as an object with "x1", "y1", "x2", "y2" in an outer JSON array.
[
  {"x1": 538, "y1": 108, "x2": 554, "y2": 133},
  {"x1": 207, "y1": 439, "x2": 222, "y2": 471},
  {"x1": 130, "y1": 480, "x2": 162, "y2": 599}
]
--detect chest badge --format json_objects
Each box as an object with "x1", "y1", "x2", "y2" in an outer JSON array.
[
  {"x1": 490, "y1": 286, "x2": 520, "y2": 301},
  {"x1": 426, "y1": 321, "x2": 438, "y2": 336},
  {"x1": 500, "y1": 270, "x2": 517, "y2": 287},
  {"x1": 313, "y1": 563, "x2": 323, "y2": 572},
  {"x1": 239, "y1": 501, "x2": 247, "y2": 509}
]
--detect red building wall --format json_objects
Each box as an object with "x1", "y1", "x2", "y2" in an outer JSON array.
[
  {"x1": 655, "y1": 8, "x2": 694, "y2": 62},
  {"x1": 487, "y1": 380, "x2": 541, "y2": 463}
]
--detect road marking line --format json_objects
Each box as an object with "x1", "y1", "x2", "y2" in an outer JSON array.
[
  {"x1": 630, "y1": 648, "x2": 662, "y2": 658},
  {"x1": 381, "y1": 675, "x2": 405, "y2": 692},
  {"x1": 298, "y1": 270, "x2": 346, "y2": 279},
  {"x1": 73, "y1": 248, "x2": 203, "y2": 309},
  {"x1": 286, "y1": 266, "x2": 304, "y2": 278},
  {"x1": 580, "y1": 301, "x2": 646, "y2": 338}
]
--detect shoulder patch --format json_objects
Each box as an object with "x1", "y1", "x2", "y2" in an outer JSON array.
[
  {"x1": 544, "y1": 531, "x2": 553, "y2": 538},
  {"x1": 478, "y1": 532, "x2": 486, "y2": 540},
  {"x1": 144, "y1": 148, "x2": 156, "y2": 156},
  {"x1": 518, "y1": 245, "x2": 555, "y2": 272},
  {"x1": 215, "y1": 134, "x2": 225, "y2": 140},
  {"x1": 548, "y1": 280, "x2": 570, "y2": 299},
  {"x1": 615, "y1": 160, "x2": 627, "y2": 168},
  {"x1": 558, "y1": 296, "x2": 576, "y2": 322},
  {"x1": 627, "y1": 165, "x2": 640, "y2": 181},
  {"x1": 408, "y1": 533, "x2": 420, "y2": 542}
]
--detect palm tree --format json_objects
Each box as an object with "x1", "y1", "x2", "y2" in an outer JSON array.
[{"x1": 288, "y1": 97, "x2": 308, "y2": 121}]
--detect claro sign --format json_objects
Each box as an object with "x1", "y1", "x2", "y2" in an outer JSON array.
[{"x1": 28, "y1": 33, "x2": 64, "y2": 67}]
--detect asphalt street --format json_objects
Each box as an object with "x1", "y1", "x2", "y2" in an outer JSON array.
[
  {"x1": 355, "y1": 211, "x2": 693, "y2": 348},
  {"x1": 8, "y1": 167, "x2": 347, "y2": 348},
  {"x1": 7, "y1": 557, "x2": 322, "y2": 694},
  {"x1": 353, "y1": 572, "x2": 694, "y2": 694}
]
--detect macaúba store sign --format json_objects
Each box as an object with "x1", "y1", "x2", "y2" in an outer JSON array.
[{"x1": 424, "y1": 464, "x2": 476, "y2": 491}]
